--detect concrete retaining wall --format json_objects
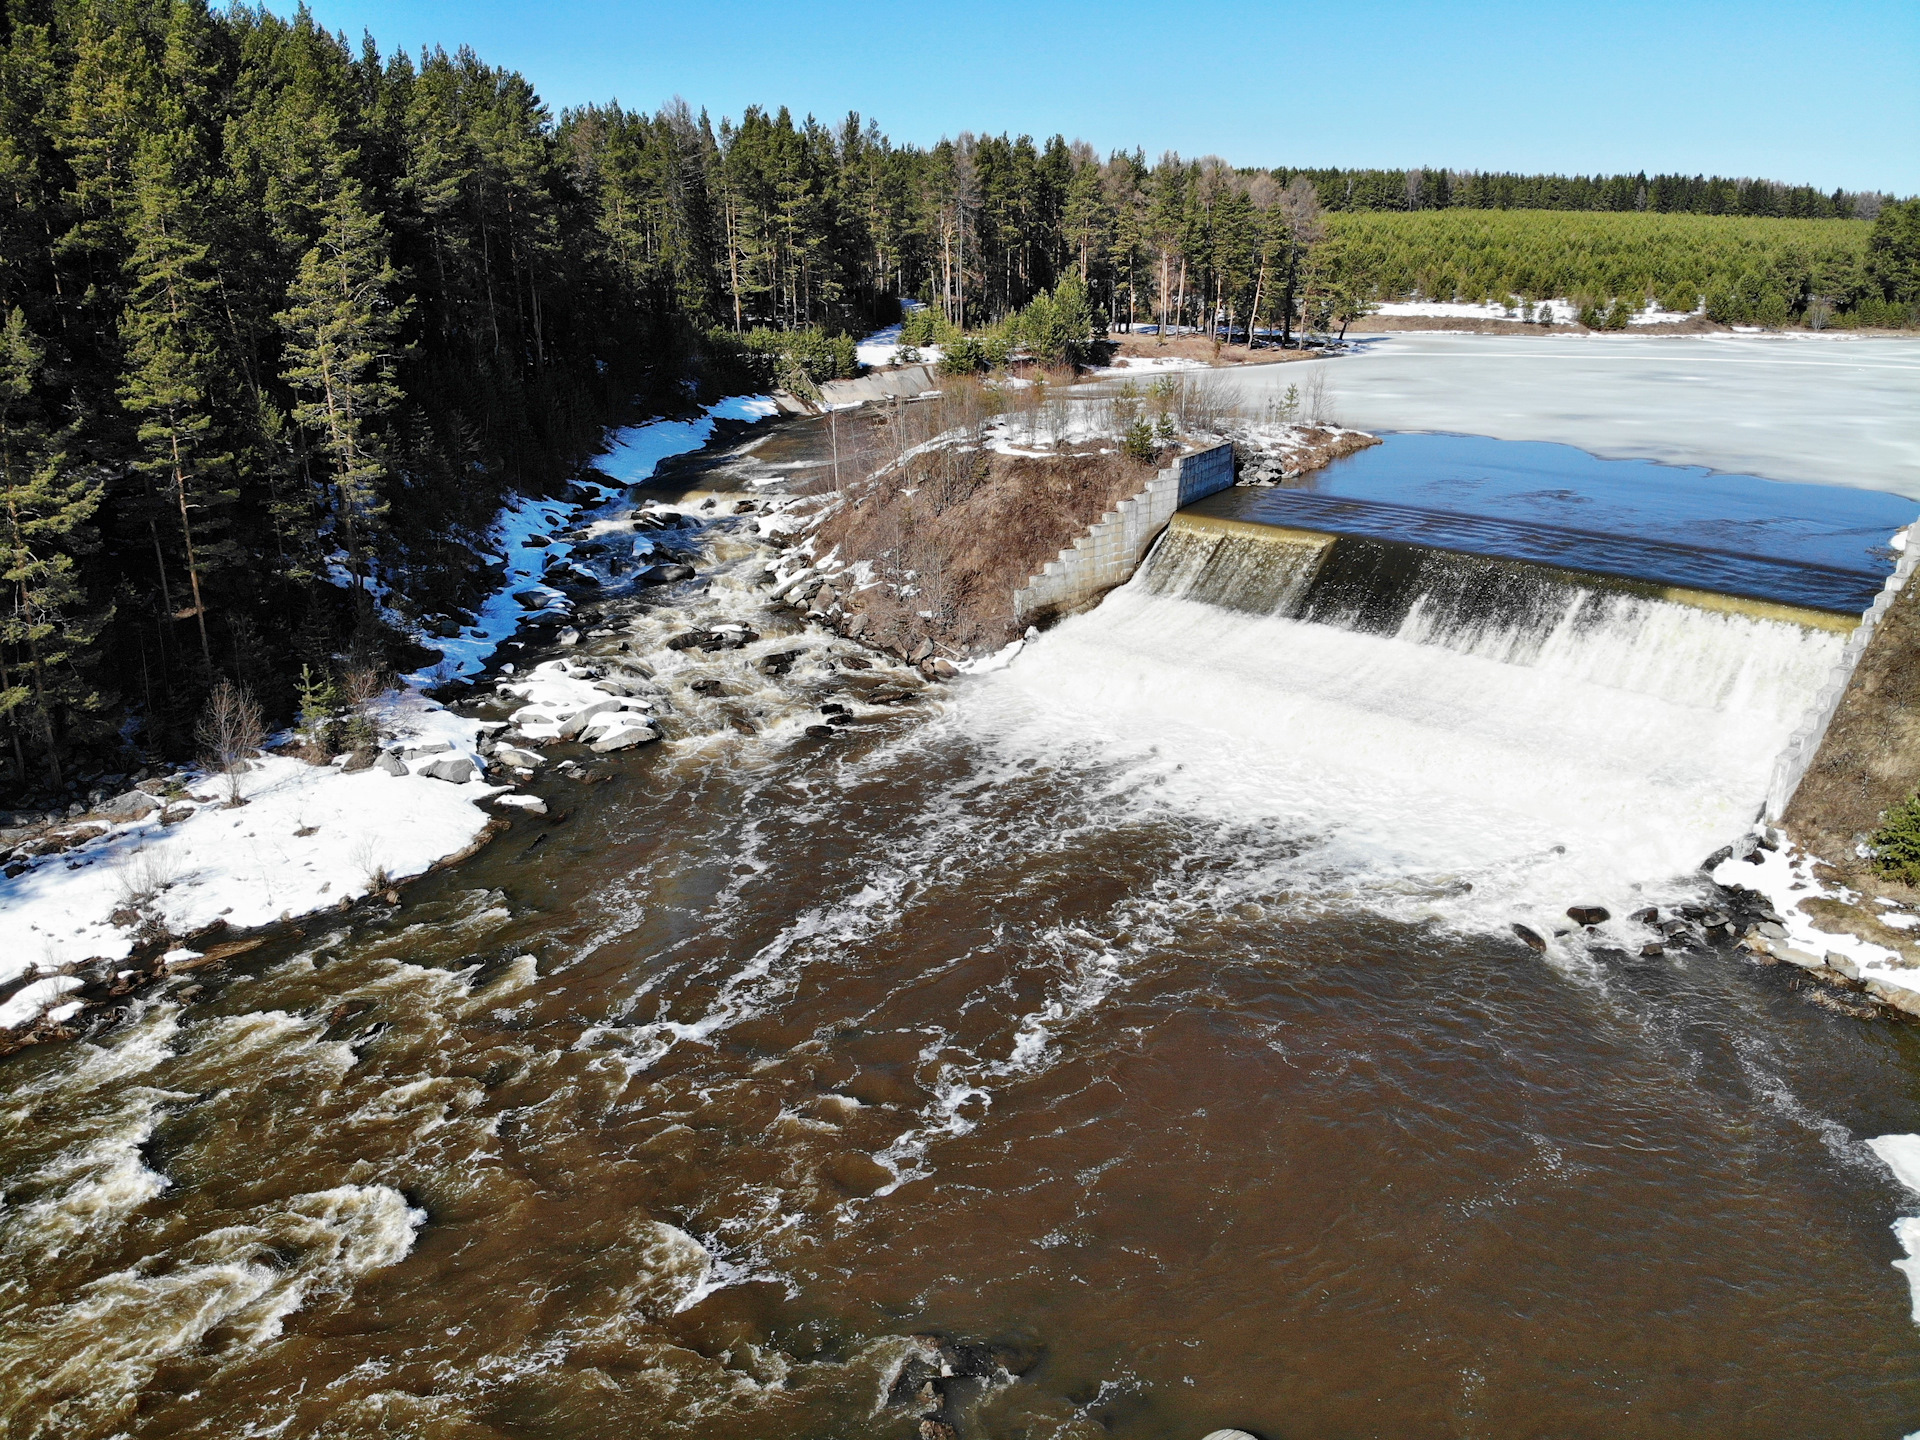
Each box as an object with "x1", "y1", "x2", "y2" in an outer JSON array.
[
  {"x1": 778, "y1": 364, "x2": 943, "y2": 414},
  {"x1": 1012, "y1": 444, "x2": 1236, "y2": 624},
  {"x1": 1765, "y1": 527, "x2": 1918, "y2": 819}
]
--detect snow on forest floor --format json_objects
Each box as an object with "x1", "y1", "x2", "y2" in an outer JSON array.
[
  {"x1": 855, "y1": 322, "x2": 944, "y2": 369},
  {"x1": 1368, "y1": 298, "x2": 1700, "y2": 325},
  {"x1": 0, "y1": 396, "x2": 775, "y2": 1024}
]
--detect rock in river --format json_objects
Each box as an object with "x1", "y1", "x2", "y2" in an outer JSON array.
[
  {"x1": 420, "y1": 754, "x2": 478, "y2": 784},
  {"x1": 590, "y1": 722, "x2": 658, "y2": 753},
  {"x1": 1566, "y1": 905, "x2": 1610, "y2": 926}
]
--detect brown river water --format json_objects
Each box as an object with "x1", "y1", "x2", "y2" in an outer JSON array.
[{"x1": 6, "y1": 412, "x2": 1920, "y2": 1440}]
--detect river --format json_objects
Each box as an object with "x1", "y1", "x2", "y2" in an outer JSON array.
[{"x1": 6, "y1": 337, "x2": 1920, "y2": 1440}]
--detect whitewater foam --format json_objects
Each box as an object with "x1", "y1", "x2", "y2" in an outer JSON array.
[{"x1": 971, "y1": 567, "x2": 1843, "y2": 940}]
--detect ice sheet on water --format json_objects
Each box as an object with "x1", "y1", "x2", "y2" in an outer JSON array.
[{"x1": 1209, "y1": 333, "x2": 1920, "y2": 496}]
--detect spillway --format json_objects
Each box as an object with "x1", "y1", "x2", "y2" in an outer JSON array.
[{"x1": 981, "y1": 471, "x2": 1903, "y2": 934}]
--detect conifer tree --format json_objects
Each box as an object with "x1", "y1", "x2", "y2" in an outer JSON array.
[
  {"x1": 0, "y1": 309, "x2": 106, "y2": 786},
  {"x1": 120, "y1": 128, "x2": 234, "y2": 671},
  {"x1": 276, "y1": 141, "x2": 411, "y2": 593}
]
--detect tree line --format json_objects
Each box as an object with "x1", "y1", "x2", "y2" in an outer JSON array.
[
  {"x1": 0, "y1": 0, "x2": 693, "y2": 797},
  {"x1": 1, "y1": 0, "x2": 1914, "y2": 801},
  {"x1": 1327, "y1": 208, "x2": 1920, "y2": 329}
]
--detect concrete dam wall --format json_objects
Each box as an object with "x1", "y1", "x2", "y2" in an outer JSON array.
[{"x1": 1012, "y1": 443, "x2": 1236, "y2": 624}]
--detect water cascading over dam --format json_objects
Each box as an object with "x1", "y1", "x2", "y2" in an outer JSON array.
[{"x1": 986, "y1": 473, "x2": 1901, "y2": 930}]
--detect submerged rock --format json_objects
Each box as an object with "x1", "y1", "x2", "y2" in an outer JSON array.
[
  {"x1": 636, "y1": 563, "x2": 697, "y2": 585},
  {"x1": 1512, "y1": 923, "x2": 1547, "y2": 952}
]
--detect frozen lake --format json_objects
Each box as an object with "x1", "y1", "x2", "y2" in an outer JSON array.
[{"x1": 1212, "y1": 333, "x2": 1920, "y2": 496}]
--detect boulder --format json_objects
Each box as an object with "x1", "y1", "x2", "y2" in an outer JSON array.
[
  {"x1": 557, "y1": 699, "x2": 621, "y2": 739},
  {"x1": 590, "y1": 722, "x2": 658, "y2": 753},
  {"x1": 102, "y1": 790, "x2": 161, "y2": 821},
  {"x1": 373, "y1": 751, "x2": 408, "y2": 777},
  {"x1": 160, "y1": 803, "x2": 196, "y2": 824},
  {"x1": 492, "y1": 792, "x2": 548, "y2": 815},
  {"x1": 636, "y1": 563, "x2": 697, "y2": 586},
  {"x1": 1511, "y1": 923, "x2": 1547, "y2": 952},
  {"x1": 401, "y1": 740, "x2": 454, "y2": 760},
  {"x1": 1826, "y1": 952, "x2": 1861, "y2": 980},
  {"x1": 420, "y1": 754, "x2": 478, "y2": 784},
  {"x1": 908, "y1": 638, "x2": 933, "y2": 663},
  {"x1": 1628, "y1": 906, "x2": 1659, "y2": 924},
  {"x1": 1868, "y1": 979, "x2": 1920, "y2": 1018},
  {"x1": 1770, "y1": 944, "x2": 1825, "y2": 970},
  {"x1": 665, "y1": 630, "x2": 709, "y2": 651},
  {"x1": 804, "y1": 724, "x2": 837, "y2": 739},
  {"x1": 495, "y1": 745, "x2": 544, "y2": 769},
  {"x1": 1566, "y1": 905, "x2": 1610, "y2": 926}
]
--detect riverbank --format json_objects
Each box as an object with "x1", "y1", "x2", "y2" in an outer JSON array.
[{"x1": 0, "y1": 397, "x2": 780, "y2": 1048}]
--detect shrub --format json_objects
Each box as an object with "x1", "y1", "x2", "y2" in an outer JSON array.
[
  {"x1": 1871, "y1": 793, "x2": 1920, "y2": 885},
  {"x1": 704, "y1": 327, "x2": 858, "y2": 392},
  {"x1": 1122, "y1": 416, "x2": 1158, "y2": 461},
  {"x1": 938, "y1": 333, "x2": 1011, "y2": 374}
]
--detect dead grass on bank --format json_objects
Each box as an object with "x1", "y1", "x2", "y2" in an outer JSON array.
[
  {"x1": 1784, "y1": 576, "x2": 1920, "y2": 902},
  {"x1": 1103, "y1": 332, "x2": 1321, "y2": 368},
  {"x1": 813, "y1": 407, "x2": 1159, "y2": 656},
  {"x1": 799, "y1": 370, "x2": 1373, "y2": 662}
]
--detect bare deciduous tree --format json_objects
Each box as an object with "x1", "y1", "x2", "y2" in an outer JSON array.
[{"x1": 196, "y1": 677, "x2": 264, "y2": 807}]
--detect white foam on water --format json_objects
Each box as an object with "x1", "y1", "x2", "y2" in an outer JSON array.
[
  {"x1": 0, "y1": 1184, "x2": 422, "y2": 1438},
  {"x1": 967, "y1": 579, "x2": 1842, "y2": 941}
]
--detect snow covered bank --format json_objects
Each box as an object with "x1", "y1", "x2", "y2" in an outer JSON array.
[
  {"x1": 854, "y1": 322, "x2": 944, "y2": 370},
  {"x1": 0, "y1": 692, "x2": 496, "y2": 1013},
  {"x1": 0, "y1": 395, "x2": 776, "y2": 1037},
  {"x1": 412, "y1": 395, "x2": 779, "y2": 686},
  {"x1": 1368, "y1": 297, "x2": 1701, "y2": 326},
  {"x1": 1712, "y1": 838, "x2": 1920, "y2": 1012}
]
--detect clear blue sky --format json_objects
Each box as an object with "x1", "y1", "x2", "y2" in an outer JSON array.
[{"x1": 277, "y1": 0, "x2": 1918, "y2": 194}]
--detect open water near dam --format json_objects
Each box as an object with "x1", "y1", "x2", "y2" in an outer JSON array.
[{"x1": 9, "y1": 344, "x2": 1920, "y2": 1439}]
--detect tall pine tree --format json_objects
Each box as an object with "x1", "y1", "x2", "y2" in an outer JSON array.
[
  {"x1": 0, "y1": 309, "x2": 107, "y2": 786},
  {"x1": 276, "y1": 139, "x2": 411, "y2": 594}
]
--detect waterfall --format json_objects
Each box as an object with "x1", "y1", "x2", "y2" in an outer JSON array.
[{"x1": 982, "y1": 514, "x2": 1858, "y2": 933}]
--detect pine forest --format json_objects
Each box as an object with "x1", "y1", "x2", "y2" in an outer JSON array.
[{"x1": 2, "y1": 0, "x2": 1917, "y2": 801}]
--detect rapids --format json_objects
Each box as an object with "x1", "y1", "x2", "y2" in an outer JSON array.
[{"x1": 6, "y1": 390, "x2": 1920, "y2": 1439}]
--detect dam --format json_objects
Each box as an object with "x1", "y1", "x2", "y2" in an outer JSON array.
[
  {"x1": 995, "y1": 433, "x2": 1916, "y2": 933},
  {"x1": 11, "y1": 395, "x2": 1920, "y2": 1439}
]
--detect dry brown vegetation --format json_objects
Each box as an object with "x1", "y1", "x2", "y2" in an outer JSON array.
[
  {"x1": 1785, "y1": 579, "x2": 1920, "y2": 901},
  {"x1": 798, "y1": 371, "x2": 1374, "y2": 664},
  {"x1": 1102, "y1": 332, "x2": 1321, "y2": 367},
  {"x1": 812, "y1": 383, "x2": 1161, "y2": 657}
]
